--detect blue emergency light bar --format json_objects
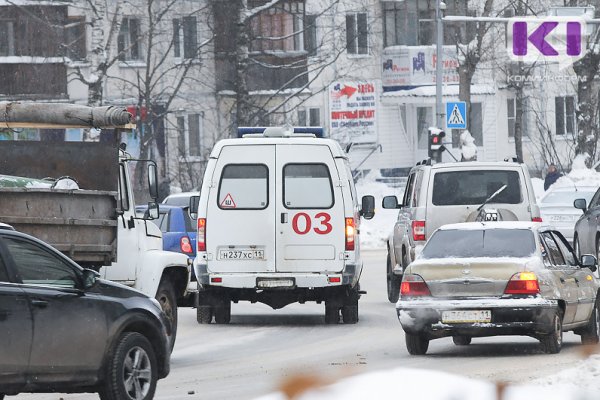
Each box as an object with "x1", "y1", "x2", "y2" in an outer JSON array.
[{"x1": 237, "y1": 127, "x2": 325, "y2": 138}]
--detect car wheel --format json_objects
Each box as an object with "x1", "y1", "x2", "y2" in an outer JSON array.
[
  {"x1": 574, "y1": 237, "x2": 581, "y2": 258},
  {"x1": 540, "y1": 310, "x2": 563, "y2": 354},
  {"x1": 99, "y1": 332, "x2": 158, "y2": 400},
  {"x1": 196, "y1": 306, "x2": 213, "y2": 324},
  {"x1": 325, "y1": 303, "x2": 339, "y2": 324},
  {"x1": 452, "y1": 336, "x2": 471, "y2": 346},
  {"x1": 386, "y1": 252, "x2": 401, "y2": 303},
  {"x1": 341, "y1": 287, "x2": 359, "y2": 324},
  {"x1": 156, "y1": 280, "x2": 178, "y2": 351},
  {"x1": 214, "y1": 300, "x2": 231, "y2": 324},
  {"x1": 405, "y1": 332, "x2": 429, "y2": 355},
  {"x1": 581, "y1": 297, "x2": 600, "y2": 345}
]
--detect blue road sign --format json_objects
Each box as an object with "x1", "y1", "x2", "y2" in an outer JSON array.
[{"x1": 446, "y1": 102, "x2": 467, "y2": 129}]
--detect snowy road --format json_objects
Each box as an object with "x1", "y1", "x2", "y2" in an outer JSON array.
[{"x1": 15, "y1": 250, "x2": 592, "y2": 400}]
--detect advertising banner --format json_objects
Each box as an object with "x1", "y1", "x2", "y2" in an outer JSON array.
[{"x1": 329, "y1": 81, "x2": 378, "y2": 145}]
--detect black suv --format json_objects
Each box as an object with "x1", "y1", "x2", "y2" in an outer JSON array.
[{"x1": 0, "y1": 226, "x2": 171, "y2": 400}]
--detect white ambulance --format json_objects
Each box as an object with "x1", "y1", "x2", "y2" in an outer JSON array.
[{"x1": 192, "y1": 127, "x2": 375, "y2": 324}]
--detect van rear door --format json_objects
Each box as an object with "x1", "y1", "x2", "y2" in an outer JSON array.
[
  {"x1": 275, "y1": 144, "x2": 345, "y2": 273},
  {"x1": 206, "y1": 145, "x2": 275, "y2": 273}
]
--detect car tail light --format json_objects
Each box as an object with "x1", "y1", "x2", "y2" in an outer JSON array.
[
  {"x1": 504, "y1": 272, "x2": 540, "y2": 295},
  {"x1": 197, "y1": 218, "x2": 206, "y2": 252},
  {"x1": 532, "y1": 217, "x2": 543, "y2": 222},
  {"x1": 345, "y1": 218, "x2": 355, "y2": 251},
  {"x1": 180, "y1": 236, "x2": 193, "y2": 254},
  {"x1": 400, "y1": 274, "x2": 431, "y2": 297},
  {"x1": 412, "y1": 220, "x2": 426, "y2": 241}
]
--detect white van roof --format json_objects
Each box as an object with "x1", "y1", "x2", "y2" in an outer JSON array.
[{"x1": 209, "y1": 137, "x2": 348, "y2": 160}]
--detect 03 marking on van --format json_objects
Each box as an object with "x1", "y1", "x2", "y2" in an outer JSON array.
[
  {"x1": 220, "y1": 193, "x2": 237, "y2": 208},
  {"x1": 219, "y1": 249, "x2": 265, "y2": 260},
  {"x1": 291, "y1": 212, "x2": 333, "y2": 235}
]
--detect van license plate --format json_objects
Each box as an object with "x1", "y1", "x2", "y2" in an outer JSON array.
[
  {"x1": 219, "y1": 249, "x2": 265, "y2": 260},
  {"x1": 257, "y1": 279, "x2": 294, "y2": 288},
  {"x1": 441, "y1": 310, "x2": 491, "y2": 323}
]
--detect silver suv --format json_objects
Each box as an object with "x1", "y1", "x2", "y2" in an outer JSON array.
[{"x1": 382, "y1": 161, "x2": 541, "y2": 302}]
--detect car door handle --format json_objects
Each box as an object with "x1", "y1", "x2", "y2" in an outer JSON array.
[
  {"x1": 31, "y1": 299, "x2": 49, "y2": 308},
  {"x1": 281, "y1": 213, "x2": 288, "y2": 223}
]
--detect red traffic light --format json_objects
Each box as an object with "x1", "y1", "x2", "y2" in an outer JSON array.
[{"x1": 432, "y1": 136, "x2": 439, "y2": 144}]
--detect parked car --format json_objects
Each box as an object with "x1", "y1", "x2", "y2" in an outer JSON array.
[
  {"x1": 574, "y1": 187, "x2": 600, "y2": 267},
  {"x1": 0, "y1": 227, "x2": 171, "y2": 399},
  {"x1": 397, "y1": 222, "x2": 600, "y2": 356},
  {"x1": 540, "y1": 186, "x2": 597, "y2": 243},
  {"x1": 162, "y1": 191, "x2": 197, "y2": 207},
  {"x1": 382, "y1": 161, "x2": 541, "y2": 303},
  {"x1": 136, "y1": 204, "x2": 197, "y2": 261}
]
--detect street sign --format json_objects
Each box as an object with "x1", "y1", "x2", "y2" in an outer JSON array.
[{"x1": 446, "y1": 102, "x2": 467, "y2": 129}]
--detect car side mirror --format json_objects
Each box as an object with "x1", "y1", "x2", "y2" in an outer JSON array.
[
  {"x1": 382, "y1": 195, "x2": 401, "y2": 209},
  {"x1": 146, "y1": 201, "x2": 159, "y2": 220},
  {"x1": 189, "y1": 195, "x2": 200, "y2": 216},
  {"x1": 147, "y1": 163, "x2": 158, "y2": 200},
  {"x1": 82, "y1": 268, "x2": 99, "y2": 290},
  {"x1": 574, "y1": 198, "x2": 587, "y2": 212},
  {"x1": 580, "y1": 254, "x2": 597, "y2": 272},
  {"x1": 360, "y1": 195, "x2": 375, "y2": 220}
]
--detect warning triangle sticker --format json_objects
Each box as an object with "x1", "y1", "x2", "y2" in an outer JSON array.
[
  {"x1": 448, "y1": 104, "x2": 465, "y2": 125},
  {"x1": 220, "y1": 193, "x2": 237, "y2": 208}
]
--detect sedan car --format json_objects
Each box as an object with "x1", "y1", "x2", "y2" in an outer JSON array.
[
  {"x1": 574, "y1": 187, "x2": 600, "y2": 265},
  {"x1": 0, "y1": 227, "x2": 171, "y2": 399},
  {"x1": 539, "y1": 186, "x2": 596, "y2": 243},
  {"x1": 397, "y1": 222, "x2": 600, "y2": 355}
]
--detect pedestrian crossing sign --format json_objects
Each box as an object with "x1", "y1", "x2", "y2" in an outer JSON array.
[{"x1": 446, "y1": 102, "x2": 467, "y2": 129}]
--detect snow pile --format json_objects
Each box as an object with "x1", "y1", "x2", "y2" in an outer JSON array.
[
  {"x1": 355, "y1": 171, "x2": 403, "y2": 249},
  {"x1": 531, "y1": 177, "x2": 545, "y2": 201},
  {"x1": 460, "y1": 130, "x2": 477, "y2": 161},
  {"x1": 552, "y1": 154, "x2": 600, "y2": 190},
  {"x1": 257, "y1": 355, "x2": 600, "y2": 400}
]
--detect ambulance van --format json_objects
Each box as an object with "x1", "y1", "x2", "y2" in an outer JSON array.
[{"x1": 192, "y1": 127, "x2": 375, "y2": 324}]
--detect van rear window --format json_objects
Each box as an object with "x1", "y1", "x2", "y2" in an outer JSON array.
[
  {"x1": 218, "y1": 164, "x2": 268, "y2": 210},
  {"x1": 432, "y1": 170, "x2": 522, "y2": 206},
  {"x1": 284, "y1": 164, "x2": 333, "y2": 209}
]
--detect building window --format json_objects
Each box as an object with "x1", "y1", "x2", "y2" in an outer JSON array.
[
  {"x1": 65, "y1": 16, "x2": 87, "y2": 61},
  {"x1": 177, "y1": 114, "x2": 203, "y2": 158},
  {"x1": 0, "y1": 20, "x2": 15, "y2": 56},
  {"x1": 173, "y1": 16, "x2": 198, "y2": 59},
  {"x1": 555, "y1": 96, "x2": 575, "y2": 136},
  {"x1": 346, "y1": 12, "x2": 368, "y2": 55},
  {"x1": 297, "y1": 108, "x2": 320, "y2": 126},
  {"x1": 304, "y1": 14, "x2": 317, "y2": 56},
  {"x1": 507, "y1": 98, "x2": 528, "y2": 138},
  {"x1": 118, "y1": 17, "x2": 142, "y2": 61},
  {"x1": 250, "y1": 1, "x2": 304, "y2": 53}
]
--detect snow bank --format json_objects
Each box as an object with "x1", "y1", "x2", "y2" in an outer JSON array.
[
  {"x1": 257, "y1": 354, "x2": 600, "y2": 400},
  {"x1": 552, "y1": 154, "x2": 600, "y2": 190},
  {"x1": 355, "y1": 171, "x2": 403, "y2": 249}
]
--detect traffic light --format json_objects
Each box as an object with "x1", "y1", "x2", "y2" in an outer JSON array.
[{"x1": 428, "y1": 127, "x2": 446, "y2": 160}]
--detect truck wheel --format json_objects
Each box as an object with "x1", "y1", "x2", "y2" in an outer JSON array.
[
  {"x1": 341, "y1": 289, "x2": 359, "y2": 324},
  {"x1": 540, "y1": 310, "x2": 563, "y2": 354},
  {"x1": 325, "y1": 304, "x2": 339, "y2": 324},
  {"x1": 580, "y1": 297, "x2": 600, "y2": 345},
  {"x1": 196, "y1": 306, "x2": 213, "y2": 324},
  {"x1": 99, "y1": 332, "x2": 158, "y2": 400},
  {"x1": 452, "y1": 336, "x2": 471, "y2": 346},
  {"x1": 214, "y1": 301, "x2": 231, "y2": 324},
  {"x1": 387, "y1": 253, "x2": 401, "y2": 303},
  {"x1": 405, "y1": 332, "x2": 429, "y2": 355},
  {"x1": 156, "y1": 280, "x2": 178, "y2": 351}
]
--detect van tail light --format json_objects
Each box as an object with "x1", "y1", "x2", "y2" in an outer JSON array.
[
  {"x1": 504, "y1": 272, "x2": 540, "y2": 295},
  {"x1": 532, "y1": 217, "x2": 543, "y2": 222},
  {"x1": 197, "y1": 218, "x2": 206, "y2": 252},
  {"x1": 180, "y1": 236, "x2": 193, "y2": 254},
  {"x1": 345, "y1": 218, "x2": 355, "y2": 251},
  {"x1": 400, "y1": 274, "x2": 431, "y2": 297},
  {"x1": 412, "y1": 220, "x2": 426, "y2": 241}
]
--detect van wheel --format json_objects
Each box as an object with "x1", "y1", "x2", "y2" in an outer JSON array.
[
  {"x1": 156, "y1": 280, "x2": 177, "y2": 351},
  {"x1": 341, "y1": 305, "x2": 358, "y2": 324},
  {"x1": 405, "y1": 332, "x2": 429, "y2": 355},
  {"x1": 540, "y1": 310, "x2": 563, "y2": 354},
  {"x1": 452, "y1": 336, "x2": 471, "y2": 346},
  {"x1": 386, "y1": 253, "x2": 401, "y2": 303},
  {"x1": 325, "y1": 304, "x2": 339, "y2": 324},
  {"x1": 581, "y1": 297, "x2": 600, "y2": 345},
  {"x1": 196, "y1": 306, "x2": 213, "y2": 324},
  {"x1": 214, "y1": 301, "x2": 231, "y2": 324},
  {"x1": 99, "y1": 332, "x2": 158, "y2": 400}
]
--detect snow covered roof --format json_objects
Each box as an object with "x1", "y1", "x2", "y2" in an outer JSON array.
[
  {"x1": 382, "y1": 84, "x2": 496, "y2": 98},
  {"x1": 437, "y1": 221, "x2": 539, "y2": 231}
]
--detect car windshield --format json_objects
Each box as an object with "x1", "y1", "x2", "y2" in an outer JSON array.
[
  {"x1": 420, "y1": 228, "x2": 536, "y2": 259},
  {"x1": 431, "y1": 170, "x2": 522, "y2": 206},
  {"x1": 163, "y1": 196, "x2": 191, "y2": 207},
  {"x1": 541, "y1": 190, "x2": 595, "y2": 205}
]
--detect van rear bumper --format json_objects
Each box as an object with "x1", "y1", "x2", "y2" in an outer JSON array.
[{"x1": 200, "y1": 272, "x2": 347, "y2": 289}]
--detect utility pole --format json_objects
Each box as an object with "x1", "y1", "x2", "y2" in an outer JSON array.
[{"x1": 435, "y1": 0, "x2": 446, "y2": 129}]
